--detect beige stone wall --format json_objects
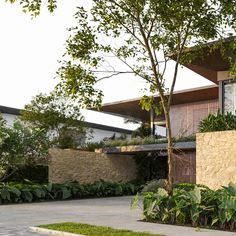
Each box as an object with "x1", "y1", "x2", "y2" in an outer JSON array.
[
  {"x1": 49, "y1": 148, "x2": 137, "y2": 184},
  {"x1": 196, "y1": 130, "x2": 236, "y2": 189}
]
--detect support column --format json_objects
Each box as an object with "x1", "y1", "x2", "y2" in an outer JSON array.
[
  {"x1": 150, "y1": 109, "x2": 155, "y2": 136},
  {"x1": 219, "y1": 81, "x2": 224, "y2": 114}
]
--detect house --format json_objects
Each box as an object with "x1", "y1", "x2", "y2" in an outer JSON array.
[
  {"x1": 100, "y1": 38, "x2": 236, "y2": 138},
  {"x1": 100, "y1": 85, "x2": 218, "y2": 138},
  {"x1": 49, "y1": 38, "x2": 236, "y2": 187},
  {"x1": 0, "y1": 105, "x2": 132, "y2": 143},
  {"x1": 89, "y1": 38, "x2": 235, "y2": 184}
]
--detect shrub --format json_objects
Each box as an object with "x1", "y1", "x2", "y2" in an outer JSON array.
[
  {"x1": 0, "y1": 116, "x2": 49, "y2": 182},
  {"x1": 141, "y1": 179, "x2": 167, "y2": 194},
  {"x1": 0, "y1": 181, "x2": 140, "y2": 204},
  {"x1": 199, "y1": 111, "x2": 236, "y2": 133},
  {"x1": 6, "y1": 165, "x2": 48, "y2": 183},
  {"x1": 135, "y1": 183, "x2": 236, "y2": 231}
]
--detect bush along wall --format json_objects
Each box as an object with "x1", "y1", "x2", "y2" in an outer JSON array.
[
  {"x1": 5, "y1": 165, "x2": 48, "y2": 183},
  {"x1": 138, "y1": 183, "x2": 236, "y2": 232},
  {"x1": 0, "y1": 181, "x2": 140, "y2": 204}
]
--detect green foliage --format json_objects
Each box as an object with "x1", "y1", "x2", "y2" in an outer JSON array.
[
  {"x1": 199, "y1": 111, "x2": 236, "y2": 133},
  {"x1": 135, "y1": 183, "x2": 236, "y2": 231},
  {"x1": 134, "y1": 154, "x2": 167, "y2": 183},
  {"x1": 0, "y1": 181, "x2": 140, "y2": 204},
  {"x1": 40, "y1": 222, "x2": 164, "y2": 236},
  {"x1": 132, "y1": 123, "x2": 152, "y2": 138},
  {"x1": 6, "y1": 165, "x2": 48, "y2": 183},
  {"x1": 0, "y1": 115, "x2": 49, "y2": 182},
  {"x1": 83, "y1": 142, "x2": 105, "y2": 152},
  {"x1": 7, "y1": 0, "x2": 57, "y2": 16},
  {"x1": 21, "y1": 92, "x2": 87, "y2": 149},
  {"x1": 141, "y1": 179, "x2": 167, "y2": 194}
]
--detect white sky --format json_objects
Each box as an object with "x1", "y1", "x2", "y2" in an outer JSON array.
[{"x1": 0, "y1": 1, "x2": 213, "y2": 129}]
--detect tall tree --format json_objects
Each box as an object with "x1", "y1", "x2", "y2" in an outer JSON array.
[{"x1": 55, "y1": 0, "x2": 224, "y2": 192}]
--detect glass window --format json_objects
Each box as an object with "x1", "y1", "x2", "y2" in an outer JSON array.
[{"x1": 223, "y1": 81, "x2": 236, "y2": 114}]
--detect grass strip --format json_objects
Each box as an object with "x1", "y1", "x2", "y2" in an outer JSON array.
[{"x1": 39, "y1": 222, "x2": 164, "y2": 236}]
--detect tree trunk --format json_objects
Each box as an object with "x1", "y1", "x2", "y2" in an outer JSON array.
[{"x1": 164, "y1": 108, "x2": 174, "y2": 194}]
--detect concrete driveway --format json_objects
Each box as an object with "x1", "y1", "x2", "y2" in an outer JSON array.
[{"x1": 0, "y1": 196, "x2": 235, "y2": 236}]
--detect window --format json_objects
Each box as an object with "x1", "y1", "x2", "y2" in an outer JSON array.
[{"x1": 223, "y1": 81, "x2": 236, "y2": 114}]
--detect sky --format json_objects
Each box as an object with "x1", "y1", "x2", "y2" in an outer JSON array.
[{"x1": 0, "y1": 1, "x2": 213, "y2": 129}]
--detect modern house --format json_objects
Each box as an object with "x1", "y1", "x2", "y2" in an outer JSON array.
[
  {"x1": 88, "y1": 38, "x2": 235, "y2": 185},
  {"x1": 0, "y1": 105, "x2": 132, "y2": 142},
  {"x1": 100, "y1": 85, "x2": 218, "y2": 138},
  {"x1": 100, "y1": 38, "x2": 235, "y2": 138},
  {"x1": 49, "y1": 38, "x2": 236, "y2": 188}
]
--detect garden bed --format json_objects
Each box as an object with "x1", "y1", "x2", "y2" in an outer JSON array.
[
  {"x1": 135, "y1": 183, "x2": 236, "y2": 232},
  {"x1": 0, "y1": 181, "x2": 140, "y2": 204}
]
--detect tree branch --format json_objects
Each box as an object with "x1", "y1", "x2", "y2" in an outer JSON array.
[{"x1": 168, "y1": 21, "x2": 192, "y2": 109}]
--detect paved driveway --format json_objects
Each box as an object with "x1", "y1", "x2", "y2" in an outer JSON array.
[{"x1": 0, "y1": 196, "x2": 235, "y2": 236}]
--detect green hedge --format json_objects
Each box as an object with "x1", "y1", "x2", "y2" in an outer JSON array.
[
  {"x1": 138, "y1": 183, "x2": 236, "y2": 231},
  {"x1": 199, "y1": 111, "x2": 236, "y2": 132},
  {"x1": 0, "y1": 181, "x2": 140, "y2": 204}
]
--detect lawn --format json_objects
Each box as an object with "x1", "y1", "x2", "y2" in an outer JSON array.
[{"x1": 39, "y1": 222, "x2": 164, "y2": 236}]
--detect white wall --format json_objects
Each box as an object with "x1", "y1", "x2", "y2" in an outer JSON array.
[
  {"x1": 1, "y1": 112, "x2": 132, "y2": 143},
  {"x1": 87, "y1": 128, "x2": 131, "y2": 143},
  {"x1": 1, "y1": 113, "x2": 18, "y2": 127}
]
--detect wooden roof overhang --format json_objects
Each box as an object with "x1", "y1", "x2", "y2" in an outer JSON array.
[
  {"x1": 98, "y1": 85, "x2": 218, "y2": 123},
  {"x1": 95, "y1": 141, "x2": 196, "y2": 155},
  {"x1": 177, "y1": 37, "x2": 235, "y2": 83}
]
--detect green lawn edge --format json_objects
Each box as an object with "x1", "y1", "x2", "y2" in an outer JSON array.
[{"x1": 39, "y1": 222, "x2": 164, "y2": 236}]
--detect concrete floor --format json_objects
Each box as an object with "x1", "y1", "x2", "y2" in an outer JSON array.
[{"x1": 0, "y1": 196, "x2": 235, "y2": 236}]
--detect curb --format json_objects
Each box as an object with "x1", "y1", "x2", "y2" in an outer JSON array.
[{"x1": 29, "y1": 226, "x2": 86, "y2": 236}]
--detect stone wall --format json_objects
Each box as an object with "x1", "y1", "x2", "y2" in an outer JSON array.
[
  {"x1": 196, "y1": 130, "x2": 236, "y2": 189},
  {"x1": 49, "y1": 148, "x2": 137, "y2": 184}
]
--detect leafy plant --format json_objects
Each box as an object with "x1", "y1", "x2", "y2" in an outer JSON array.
[
  {"x1": 133, "y1": 183, "x2": 236, "y2": 231},
  {"x1": 199, "y1": 111, "x2": 236, "y2": 133},
  {"x1": 0, "y1": 115, "x2": 49, "y2": 182},
  {"x1": 0, "y1": 181, "x2": 140, "y2": 204}
]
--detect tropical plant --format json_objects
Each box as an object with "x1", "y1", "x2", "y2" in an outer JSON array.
[
  {"x1": 0, "y1": 180, "x2": 140, "y2": 204},
  {"x1": 133, "y1": 183, "x2": 236, "y2": 231},
  {"x1": 199, "y1": 111, "x2": 236, "y2": 133},
  {"x1": 0, "y1": 115, "x2": 49, "y2": 182}
]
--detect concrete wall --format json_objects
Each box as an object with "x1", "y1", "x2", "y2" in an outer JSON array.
[
  {"x1": 2, "y1": 113, "x2": 18, "y2": 127},
  {"x1": 170, "y1": 99, "x2": 218, "y2": 137},
  {"x1": 49, "y1": 148, "x2": 137, "y2": 184},
  {"x1": 196, "y1": 130, "x2": 236, "y2": 189}
]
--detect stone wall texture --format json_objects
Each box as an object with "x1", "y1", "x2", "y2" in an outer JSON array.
[
  {"x1": 49, "y1": 148, "x2": 137, "y2": 184},
  {"x1": 196, "y1": 130, "x2": 236, "y2": 189}
]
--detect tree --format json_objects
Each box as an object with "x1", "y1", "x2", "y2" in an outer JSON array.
[
  {"x1": 0, "y1": 115, "x2": 49, "y2": 181},
  {"x1": 55, "y1": 0, "x2": 224, "y2": 193},
  {"x1": 21, "y1": 91, "x2": 87, "y2": 149}
]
